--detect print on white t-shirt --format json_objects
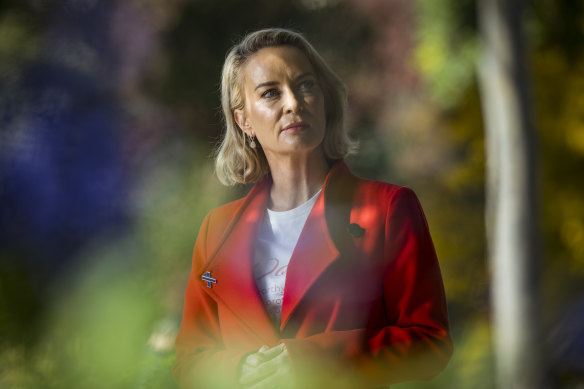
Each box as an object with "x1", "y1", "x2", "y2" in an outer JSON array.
[{"x1": 253, "y1": 189, "x2": 321, "y2": 326}]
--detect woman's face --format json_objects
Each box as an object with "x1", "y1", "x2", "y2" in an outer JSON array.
[{"x1": 234, "y1": 46, "x2": 327, "y2": 160}]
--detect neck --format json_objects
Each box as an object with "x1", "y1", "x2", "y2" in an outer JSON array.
[{"x1": 265, "y1": 148, "x2": 329, "y2": 211}]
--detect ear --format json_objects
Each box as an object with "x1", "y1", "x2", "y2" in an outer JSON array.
[{"x1": 234, "y1": 109, "x2": 252, "y2": 135}]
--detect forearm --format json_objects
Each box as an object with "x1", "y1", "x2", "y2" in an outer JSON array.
[{"x1": 281, "y1": 325, "x2": 452, "y2": 388}]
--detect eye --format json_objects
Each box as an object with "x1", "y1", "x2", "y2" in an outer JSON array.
[
  {"x1": 261, "y1": 88, "x2": 280, "y2": 99},
  {"x1": 298, "y1": 80, "x2": 314, "y2": 90}
]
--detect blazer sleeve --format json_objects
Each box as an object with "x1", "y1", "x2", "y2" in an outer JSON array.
[
  {"x1": 282, "y1": 187, "x2": 453, "y2": 388},
  {"x1": 172, "y1": 212, "x2": 249, "y2": 389}
]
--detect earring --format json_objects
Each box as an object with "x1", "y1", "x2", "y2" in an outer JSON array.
[{"x1": 248, "y1": 135, "x2": 256, "y2": 149}]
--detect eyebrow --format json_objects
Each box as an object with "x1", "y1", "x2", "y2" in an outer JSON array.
[
  {"x1": 254, "y1": 81, "x2": 278, "y2": 91},
  {"x1": 254, "y1": 72, "x2": 315, "y2": 91}
]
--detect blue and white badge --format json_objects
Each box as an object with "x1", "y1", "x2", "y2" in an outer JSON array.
[{"x1": 201, "y1": 271, "x2": 217, "y2": 288}]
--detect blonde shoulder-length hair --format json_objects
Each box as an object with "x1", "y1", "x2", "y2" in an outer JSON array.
[{"x1": 215, "y1": 28, "x2": 358, "y2": 186}]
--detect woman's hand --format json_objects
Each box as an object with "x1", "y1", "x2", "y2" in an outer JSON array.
[{"x1": 238, "y1": 343, "x2": 293, "y2": 389}]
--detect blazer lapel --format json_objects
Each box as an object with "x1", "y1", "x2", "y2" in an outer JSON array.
[
  {"x1": 280, "y1": 161, "x2": 360, "y2": 330},
  {"x1": 201, "y1": 177, "x2": 280, "y2": 345},
  {"x1": 199, "y1": 161, "x2": 360, "y2": 340}
]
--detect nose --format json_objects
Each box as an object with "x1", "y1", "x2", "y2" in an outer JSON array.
[{"x1": 283, "y1": 88, "x2": 301, "y2": 114}]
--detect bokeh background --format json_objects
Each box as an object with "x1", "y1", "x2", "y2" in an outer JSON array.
[{"x1": 1, "y1": 0, "x2": 583, "y2": 387}]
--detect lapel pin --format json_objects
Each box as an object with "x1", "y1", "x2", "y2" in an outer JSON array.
[
  {"x1": 347, "y1": 223, "x2": 365, "y2": 237},
  {"x1": 201, "y1": 271, "x2": 217, "y2": 288}
]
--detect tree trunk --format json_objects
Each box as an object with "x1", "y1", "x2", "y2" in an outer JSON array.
[{"x1": 477, "y1": 0, "x2": 546, "y2": 387}]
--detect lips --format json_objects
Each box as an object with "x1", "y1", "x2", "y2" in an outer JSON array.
[{"x1": 281, "y1": 121, "x2": 310, "y2": 133}]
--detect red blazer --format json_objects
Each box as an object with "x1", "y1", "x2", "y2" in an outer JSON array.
[{"x1": 174, "y1": 160, "x2": 452, "y2": 388}]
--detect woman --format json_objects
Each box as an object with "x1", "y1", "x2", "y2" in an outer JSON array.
[{"x1": 174, "y1": 28, "x2": 452, "y2": 389}]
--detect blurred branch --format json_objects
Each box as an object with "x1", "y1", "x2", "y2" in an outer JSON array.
[{"x1": 477, "y1": 0, "x2": 546, "y2": 387}]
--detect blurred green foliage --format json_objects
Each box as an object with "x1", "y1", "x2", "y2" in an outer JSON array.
[
  {"x1": 414, "y1": 0, "x2": 477, "y2": 108},
  {"x1": 0, "y1": 0, "x2": 583, "y2": 387}
]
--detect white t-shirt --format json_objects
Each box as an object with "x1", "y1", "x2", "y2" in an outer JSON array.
[{"x1": 253, "y1": 189, "x2": 322, "y2": 326}]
